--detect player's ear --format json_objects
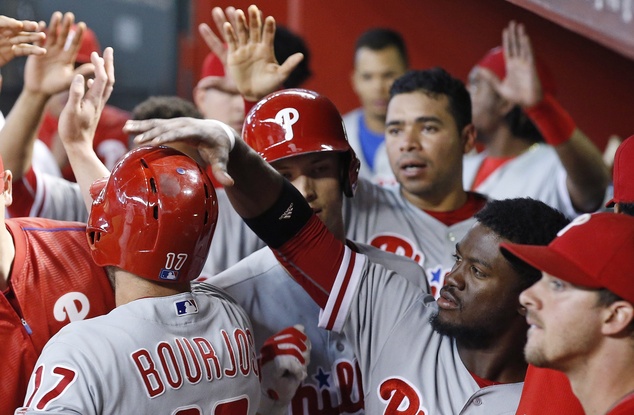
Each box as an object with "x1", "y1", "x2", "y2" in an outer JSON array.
[
  {"x1": 2, "y1": 170, "x2": 13, "y2": 207},
  {"x1": 461, "y1": 123, "x2": 477, "y2": 154},
  {"x1": 601, "y1": 300, "x2": 634, "y2": 336}
]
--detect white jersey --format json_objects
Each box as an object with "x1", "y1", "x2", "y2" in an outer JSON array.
[
  {"x1": 344, "y1": 179, "x2": 481, "y2": 297},
  {"x1": 16, "y1": 290, "x2": 261, "y2": 415},
  {"x1": 463, "y1": 143, "x2": 577, "y2": 218},
  {"x1": 270, "y1": 215, "x2": 523, "y2": 415},
  {"x1": 198, "y1": 244, "x2": 429, "y2": 415},
  {"x1": 342, "y1": 109, "x2": 395, "y2": 185}
]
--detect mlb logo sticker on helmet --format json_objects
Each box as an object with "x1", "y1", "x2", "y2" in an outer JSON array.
[{"x1": 159, "y1": 269, "x2": 179, "y2": 281}]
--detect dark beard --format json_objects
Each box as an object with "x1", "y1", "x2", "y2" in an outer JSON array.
[{"x1": 429, "y1": 312, "x2": 496, "y2": 349}]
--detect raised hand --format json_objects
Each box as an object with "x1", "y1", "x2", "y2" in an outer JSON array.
[
  {"x1": 125, "y1": 117, "x2": 238, "y2": 187},
  {"x1": 206, "y1": 5, "x2": 304, "y2": 101},
  {"x1": 58, "y1": 47, "x2": 114, "y2": 151},
  {"x1": 23, "y1": 12, "x2": 95, "y2": 97},
  {"x1": 0, "y1": 15, "x2": 46, "y2": 68},
  {"x1": 258, "y1": 325, "x2": 311, "y2": 415},
  {"x1": 483, "y1": 21, "x2": 543, "y2": 108}
]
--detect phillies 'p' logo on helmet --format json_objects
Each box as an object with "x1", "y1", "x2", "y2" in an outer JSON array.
[
  {"x1": 87, "y1": 146, "x2": 218, "y2": 283},
  {"x1": 243, "y1": 88, "x2": 360, "y2": 197}
]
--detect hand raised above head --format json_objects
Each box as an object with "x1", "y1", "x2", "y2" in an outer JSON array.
[
  {"x1": 487, "y1": 21, "x2": 544, "y2": 108},
  {"x1": 0, "y1": 15, "x2": 46, "y2": 68},
  {"x1": 125, "y1": 117, "x2": 238, "y2": 187},
  {"x1": 200, "y1": 5, "x2": 304, "y2": 102}
]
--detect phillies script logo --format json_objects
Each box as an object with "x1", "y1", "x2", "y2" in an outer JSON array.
[
  {"x1": 369, "y1": 234, "x2": 425, "y2": 266},
  {"x1": 53, "y1": 292, "x2": 91, "y2": 323},
  {"x1": 264, "y1": 107, "x2": 300, "y2": 140},
  {"x1": 379, "y1": 377, "x2": 428, "y2": 415}
]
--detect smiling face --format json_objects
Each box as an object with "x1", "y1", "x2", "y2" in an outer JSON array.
[
  {"x1": 270, "y1": 152, "x2": 345, "y2": 241},
  {"x1": 432, "y1": 222, "x2": 526, "y2": 348},
  {"x1": 385, "y1": 91, "x2": 474, "y2": 206},
  {"x1": 520, "y1": 273, "x2": 604, "y2": 371}
]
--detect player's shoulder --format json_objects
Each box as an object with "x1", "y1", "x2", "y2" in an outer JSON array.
[
  {"x1": 191, "y1": 281, "x2": 240, "y2": 303},
  {"x1": 355, "y1": 242, "x2": 430, "y2": 291},
  {"x1": 8, "y1": 217, "x2": 86, "y2": 233},
  {"x1": 197, "y1": 247, "x2": 279, "y2": 289}
]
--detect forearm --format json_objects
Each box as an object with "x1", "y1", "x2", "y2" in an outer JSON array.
[
  {"x1": 556, "y1": 129, "x2": 610, "y2": 212},
  {"x1": 64, "y1": 142, "x2": 110, "y2": 212},
  {"x1": 0, "y1": 90, "x2": 49, "y2": 178},
  {"x1": 525, "y1": 94, "x2": 609, "y2": 212},
  {"x1": 224, "y1": 139, "x2": 285, "y2": 219}
]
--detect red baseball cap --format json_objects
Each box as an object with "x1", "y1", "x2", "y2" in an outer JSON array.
[
  {"x1": 75, "y1": 26, "x2": 102, "y2": 64},
  {"x1": 606, "y1": 135, "x2": 634, "y2": 207},
  {"x1": 476, "y1": 46, "x2": 557, "y2": 96},
  {"x1": 200, "y1": 51, "x2": 225, "y2": 79},
  {"x1": 501, "y1": 212, "x2": 634, "y2": 304}
]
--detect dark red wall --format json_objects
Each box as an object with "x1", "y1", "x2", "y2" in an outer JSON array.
[{"x1": 186, "y1": 0, "x2": 634, "y2": 150}]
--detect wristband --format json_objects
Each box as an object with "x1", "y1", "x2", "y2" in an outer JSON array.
[
  {"x1": 208, "y1": 120, "x2": 236, "y2": 151},
  {"x1": 524, "y1": 93, "x2": 576, "y2": 147}
]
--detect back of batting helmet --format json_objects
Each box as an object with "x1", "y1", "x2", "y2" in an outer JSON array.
[
  {"x1": 242, "y1": 88, "x2": 360, "y2": 197},
  {"x1": 87, "y1": 146, "x2": 218, "y2": 283}
]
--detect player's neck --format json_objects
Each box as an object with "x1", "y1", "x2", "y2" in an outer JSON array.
[
  {"x1": 457, "y1": 319, "x2": 528, "y2": 383},
  {"x1": 363, "y1": 111, "x2": 386, "y2": 135},
  {"x1": 402, "y1": 182, "x2": 468, "y2": 213},
  {"x1": 481, "y1": 126, "x2": 534, "y2": 158},
  {"x1": 113, "y1": 271, "x2": 190, "y2": 306},
  {"x1": 567, "y1": 345, "x2": 634, "y2": 415}
]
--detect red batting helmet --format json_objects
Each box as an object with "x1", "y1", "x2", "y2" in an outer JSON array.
[
  {"x1": 87, "y1": 146, "x2": 218, "y2": 283},
  {"x1": 242, "y1": 88, "x2": 360, "y2": 197}
]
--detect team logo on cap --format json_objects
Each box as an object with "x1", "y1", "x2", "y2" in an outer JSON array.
[
  {"x1": 175, "y1": 299, "x2": 199, "y2": 316},
  {"x1": 557, "y1": 213, "x2": 591, "y2": 237},
  {"x1": 264, "y1": 107, "x2": 300, "y2": 139}
]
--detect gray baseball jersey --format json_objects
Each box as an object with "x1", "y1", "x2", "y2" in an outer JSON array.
[
  {"x1": 344, "y1": 178, "x2": 481, "y2": 298},
  {"x1": 270, "y1": 215, "x2": 523, "y2": 415},
  {"x1": 463, "y1": 143, "x2": 577, "y2": 218},
  {"x1": 197, "y1": 243, "x2": 428, "y2": 415},
  {"x1": 16, "y1": 290, "x2": 261, "y2": 415}
]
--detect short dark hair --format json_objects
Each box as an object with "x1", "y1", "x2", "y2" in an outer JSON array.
[
  {"x1": 132, "y1": 96, "x2": 202, "y2": 121},
  {"x1": 354, "y1": 28, "x2": 408, "y2": 67},
  {"x1": 390, "y1": 67, "x2": 472, "y2": 133},
  {"x1": 618, "y1": 202, "x2": 634, "y2": 216},
  {"x1": 275, "y1": 26, "x2": 312, "y2": 89},
  {"x1": 476, "y1": 198, "x2": 570, "y2": 289}
]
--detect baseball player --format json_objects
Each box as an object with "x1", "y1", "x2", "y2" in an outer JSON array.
[
  {"x1": 27, "y1": 41, "x2": 310, "y2": 415},
  {"x1": 126, "y1": 107, "x2": 572, "y2": 414},
  {"x1": 512, "y1": 134, "x2": 634, "y2": 415},
  {"x1": 16, "y1": 145, "x2": 264, "y2": 414},
  {"x1": 502, "y1": 213, "x2": 634, "y2": 415},
  {"x1": 194, "y1": 5, "x2": 486, "y2": 296},
  {"x1": 464, "y1": 21, "x2": 609, "y2": 218},
  {"x1": 342, "y1": 28, "x2": 408, "y2": 184},
  {"x1": 0, "y1": 14, "x2": 116, "y2": 413},
  {"x1": 194, "y1": 88, "x2": 429, "y2": 414}
]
